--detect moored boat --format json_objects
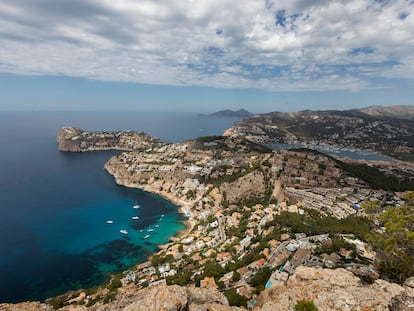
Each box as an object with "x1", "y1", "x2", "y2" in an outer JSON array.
[
  {"x1": 106, "y1": 220, "x2": 113, "y2": 224},
  {"x1": 132, "y1": 216, "x2": 139, "y2": 220},
  {"x1": 120, "y1": 229, "x2": 128, "y2": 235}
]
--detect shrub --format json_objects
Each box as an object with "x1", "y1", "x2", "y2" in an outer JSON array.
[{"x1": 295, "y1": 300, "x2": 318, "y2": 311}]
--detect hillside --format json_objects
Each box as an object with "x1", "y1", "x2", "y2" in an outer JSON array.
[
  {"x1": 359, "y1": 105, "x2": 414, "y2": 120},
  {"x1": 223, "y1": 106, "x2": 414, "y2": 156}
]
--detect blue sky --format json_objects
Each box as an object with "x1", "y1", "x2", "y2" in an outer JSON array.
[{"x1": 0, "y1": 0, "x2": 413, "y2": 112}]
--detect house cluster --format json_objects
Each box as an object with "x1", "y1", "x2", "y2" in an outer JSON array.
[{"x1": 284, "y1": 187, "x2": 372, "y2": 219}]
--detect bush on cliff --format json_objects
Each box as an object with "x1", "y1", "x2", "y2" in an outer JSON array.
[{"x1": 295, "y1": 300, "x2": 318, "y2": 311}]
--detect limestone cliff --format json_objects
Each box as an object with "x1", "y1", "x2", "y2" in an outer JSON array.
[
  {"x1": 57, "y1": 127, "x2": 161, "y2": 152},
  {"x1": 2, "y1": 268, "x2": 414, "y2": 310},
  {"x1": 255, "y1": 266, "x2": 414, "y2": 311}
]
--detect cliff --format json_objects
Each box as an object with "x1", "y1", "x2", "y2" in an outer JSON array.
[
  {"x1": 1, "y1": 267, "x2": 413, "y2": 310},
  {"x1": 57, "y1": 126, "x2": 162, "y2": 152},
  {"x1": 255, "y1": 266, "x2": 414, "y2": 311}
]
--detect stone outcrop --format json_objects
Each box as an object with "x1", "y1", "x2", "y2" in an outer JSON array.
[
  {"x1": 2, "y1": 268, "x2": 414, "y2": 310},
  {"x1": 0, "y1": 302, "x2": 54, "y2": 311},
  {"x1": 57, "y1": 126, "x2": 161, "y2": 152},
  {"x1": 255, "y1": 266, "x2": 412, "y2": 311}
]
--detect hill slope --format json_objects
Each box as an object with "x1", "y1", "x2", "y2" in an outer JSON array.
[{"x1": 224, "y1": 106, "x2": 414, "y2": 155}]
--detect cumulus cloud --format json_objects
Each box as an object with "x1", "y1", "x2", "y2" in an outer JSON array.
[{"x1": 0, "y1": 0, "x2": 413, "y2": 91}]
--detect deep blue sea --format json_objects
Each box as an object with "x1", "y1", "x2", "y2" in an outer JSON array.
[{"x1": 0, "y1": 111, "x2": 241, "y2": 303}]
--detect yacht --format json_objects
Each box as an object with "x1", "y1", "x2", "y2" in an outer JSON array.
[
  {"x1": 106, "y1": 220, "x2": 113, "y2": 224},
  {"x1": 120, "y1": 229, "x2": 128, "y2": 235},
  {"x1": 144, "y1": 234, "x2": 150, "y2": 239},
  {"x1": 132, "y1": 216, "x2": 139, "y2": 220},
  {"x1": 133, "y1": 202, "x2": 140, "y2": 209}
]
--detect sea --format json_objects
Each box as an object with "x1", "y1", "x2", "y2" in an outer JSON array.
[
  {"x1": 0, "y1": 111, "x2": 242, "y2": 303},
  {"x1": 0, "y1": 111, "x2": 394, "y2": 303}
]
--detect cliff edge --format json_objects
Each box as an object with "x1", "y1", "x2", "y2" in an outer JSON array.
[{"x1": 1, "y1": 267, "x2": 414, "y2": 310}]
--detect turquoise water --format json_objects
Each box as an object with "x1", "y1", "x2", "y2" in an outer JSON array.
[{"x1": 0, "y1": 111, "x2": 240, "y2": 302}]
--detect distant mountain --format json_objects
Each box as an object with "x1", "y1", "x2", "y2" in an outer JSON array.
[
  {"x1": 198, "y1": 109, "x2": 253, "y2": 118},
  {"x1": 358, "y1": 105, "x2": 414, "y2": 120},
  {"x1": 223, "y1": 106, "x2": 414, "y2": 156}
]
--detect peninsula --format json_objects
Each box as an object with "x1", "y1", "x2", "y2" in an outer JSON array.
[
  {"x1": 198, "y1": 109, "x2": 253, "y2": 118},
  {"x1": 57, "y1": 126, "x2": 162, "y2": 152}
]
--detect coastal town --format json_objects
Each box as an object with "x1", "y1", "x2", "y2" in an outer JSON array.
[
  {"x1": 99, "y1": 134, "x2": 413, "y2": 309},
  {"x1": 10, "y1": 126, "x2": 412, "y2": 310},
  {"x1": 223, "y1": 108, "x2": 414, "y2": 156}
]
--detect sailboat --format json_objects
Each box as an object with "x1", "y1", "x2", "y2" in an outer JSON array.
[
  {"x1": 133, "y1": 201, "x2": 140, "y2": 209},
  {"x1": 147, "y1": 225, "x2": 154, "y2": 232}
]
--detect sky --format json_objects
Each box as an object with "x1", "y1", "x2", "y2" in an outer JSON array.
[{"x1": 0, "y1": 0, "x2": 413, "y2": 112}]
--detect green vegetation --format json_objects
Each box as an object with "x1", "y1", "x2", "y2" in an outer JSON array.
[
  {"x1": 151, "y1": 254, "x2": 174, "y2": 266},
  {"x1": 224, "y1": 288, "x2": 248, "y2": 307},
  {"x1": 369, "y1": 192, "x2": 414, "y2": 284},
  {"x1": 266, "y1": 210, "x2": 373, "y2": 240},
  {"x1": 107, "y1": 275, "x2": 122, "y2": 292},
  {"x1": 249, "y1": 267, "x2": 271, "y2": 293},
  {"x1": 295, "y1": 300, "x2": 318, "y2": 311},
  {"x1": 49, "y1": 294, "x2": 69, "y2": 309},
  {"x1": 239, "y1": 138, "x2": 273, "y2": 154},
  {"x1": 361, "y1": 200, "x2": 381, "y2": 214},
  {"x1": 314, "y1": 236, "x2": 357, "y2": 257},
  {"x1": 336, "y1": 161, "x2": 414, "y2": 191},
  {"x1": 292, "y1": 147, "x2": 414, "y2": 191},
  {"x1": 209, "y1": 163, "x2": 261, "y2": 186},
  {"x1": 388, "y1": 152, "x2": 414, "y2": 162},
  {"x1": 195, "y1": 135, "x2": 225, "y2": 143},
  {"x1": 203, "y1": 260, "x2": 225, "y2": 279}
]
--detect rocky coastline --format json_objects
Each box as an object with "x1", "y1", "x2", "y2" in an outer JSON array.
[{"x1": 57, "y1": 126, "x2": 162, "y2": 152}]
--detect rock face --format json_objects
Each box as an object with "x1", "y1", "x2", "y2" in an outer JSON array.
[
  {"x1": 0, "y1": 301, "x2": 54, "y2": 311},
  {"x1": 2, "y1": 269, "x2": 414, "y2": 310},
  {"x1": 57, "y1": 126, "x2": 161, "y2": 152},
  {"x1": 255, "y1": 266, "x2": 409, "y2": 311}
]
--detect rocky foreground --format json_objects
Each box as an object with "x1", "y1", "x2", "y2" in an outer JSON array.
[
  {"x1": 2, "y1": 267, "x2": 414, "y2": 311},
  {"x1": 57, "y1": 126, "x2": 161, "y2": 152}
]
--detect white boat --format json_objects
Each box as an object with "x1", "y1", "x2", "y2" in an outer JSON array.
[
  {"x1": 133, "y1": 202, "x2": 140, "y2": 209},
  {"x1": 144, "y1": 234, "x2": 150, "y2": 239},
  {"x1": 161, "y1": 214, "x2": 165, "y2": 217},
  {"x1": 147, "y1": 228, "x2": 154, "y2": 232},
  {"x1": 132, "y1": 216, "x2": 139, "y2": 220},
  {"x1": 155, "y1": 224, "x2": 159, "y2": 228},
  {"x1": 139, "y1": 229, "x2": 143, "y2": 232},
  {"x1": 120, "y1": 229, "x2": 128, "y2": 235},
  {"x1": 106, "y1": 220, "x2": 113, "y2": 224}
]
